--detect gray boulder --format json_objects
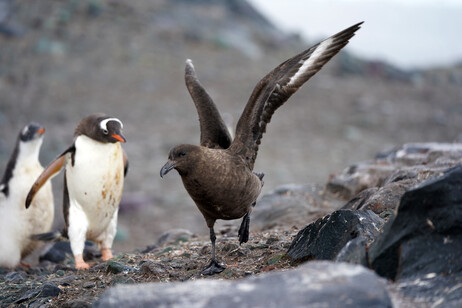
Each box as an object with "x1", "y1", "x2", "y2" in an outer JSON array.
[
  {"x1": 287, "y1": 209, "x2": 385, "y2": 265},
  {"x1": 327, "y1": 142, "x2": 462, "y2": 201},
  {"x1": 370, "y1": 166, "x2": 462, "y2": 280},
  {"x1": 252, "y1": 183, "x2": 344, "y2": 231},
  {"x1": 95, "y1": 261, "x2": 392, "y2": 308},
  {"x1": 369, "y1": 166, "x2": 462, "y2": 307},
  {"x1": 341, "y1": 180, "x2": 416, "y2": 219}
]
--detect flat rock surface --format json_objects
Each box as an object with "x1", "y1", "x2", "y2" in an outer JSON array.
[{"x1": 95, "y1": 261, "x2": 392, "y2": 308}]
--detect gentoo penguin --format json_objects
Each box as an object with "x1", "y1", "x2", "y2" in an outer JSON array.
[
  {"x1": 26, "y1": 114, "x2": 128, "y2": 269},
  {"x1": 160, "y1": 23, "x2": 362, "y2": 275},
  {"x1": 0, "y1": 123, "x2": 54, "y2": 268}
]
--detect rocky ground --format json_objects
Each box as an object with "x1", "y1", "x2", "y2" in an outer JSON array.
[
  {"x1": 1, "y1": 142, "x2": 462, "y2": 307},
  {"x1": 0, "y1": 228, "x2": 297, "y2": 307}
]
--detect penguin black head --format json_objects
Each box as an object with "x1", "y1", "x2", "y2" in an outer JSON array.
[
  {"x1": 75, "y1": 113, "x2": 126, "y2": 144},
  {"x1": 0, "y1": 123, "x2": 45, "y2": 197},
  {"x1": 20, "y1": 123, "x2": 45, "y2": 142}
]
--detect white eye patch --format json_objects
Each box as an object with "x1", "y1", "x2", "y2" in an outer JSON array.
[
  {"x1": 99, "y1": 118, "x2": 123, "y2": 131},
  {"x1": 22, "y1": 125, "x2": 29, "y2": 135}
]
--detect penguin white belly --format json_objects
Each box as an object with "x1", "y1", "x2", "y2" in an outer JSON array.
[
  {"x1": 0, "y1": 199, "x2": 23, "y2": 268},
  {"x1": 0, "y1": 161, "x2": 53, "y2": 267},
  {"x1": 15, "y1": 162, "x2": 54, "y2": 257},
  {"x1": 66, "y1": 135, "x2": 124, "y2": 240}
]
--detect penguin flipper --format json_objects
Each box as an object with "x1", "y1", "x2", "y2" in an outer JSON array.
[
  {"x1": 123, "y1": 148, "x2": 129, "y2": 177},
  {"x1": 25, "y1": 146, "x2": 74, "y2": 208},
  {"x1": 30, "y1": 230, "x2": 65, "y2": 241}
]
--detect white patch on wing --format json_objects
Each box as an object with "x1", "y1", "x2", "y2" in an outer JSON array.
[
  {"x1": 287, "y1": 37, "x2": 333, "y2": 86},
  {"x1": 99, "y1": 118, "x2": 123, "y2": 131}
]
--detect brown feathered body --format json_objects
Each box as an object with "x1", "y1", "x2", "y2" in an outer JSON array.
[{"x1": 176, "y1": 146, "x2": 261, "y2": 227}]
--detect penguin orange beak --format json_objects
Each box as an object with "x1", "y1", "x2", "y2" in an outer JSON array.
[
  {"x1": 111, "y1": 134, "x2": 126, "y2": 143},
  {"x1": 37, "y1": 128, "x2": 45, "y2": 134}
]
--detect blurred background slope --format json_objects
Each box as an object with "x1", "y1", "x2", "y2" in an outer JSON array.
[{"x1": 1, "y1": 0, "x2": 461, "y2": 251}]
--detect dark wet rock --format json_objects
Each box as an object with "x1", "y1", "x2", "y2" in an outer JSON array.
[
  {"x1": 84, "y1": 242, "x2": 103, "y2": 260},
  {"x1": 14, "y1": 283, "x2": 61, "y2": 304},
  {"x1": 252, "y1": 184, "x2": 342, "y2": 230},
  {"x1": 370, "y1": 166, "x2": 462, "y2": 280},
  {"x1": 369, "y1": 166, "x2": 462, "y2": 306},
  {"x1": 334, "y1": 236, "x2": 369, "y2": 265},
  {"x1": 341, "y1": 187, "x2": 378, "y2": 211},
  {"x1": 38, "y1": 283, "x2": 61, "y2": 297},
  {"x1": 287, "y1": 210, "x2": 385, "y2": 265},
  {"x1": 95, "y1": 261, "x2": 392, "y2": 308},
  {"x1": 4, "y1": 271, "x2": 27, "y2": 283},
  {"x1": 40, "y1": 240, "x2": 101, "y2": 263},
  {"x1": 343, "y1": 180, "x2": 416, "y2": 219},
  {"x1": 106, "y1": 260, "x2": 133, "y2": 274}
]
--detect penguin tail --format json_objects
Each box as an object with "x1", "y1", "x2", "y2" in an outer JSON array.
[{"x1": 30, "y1": 231, "x2": 67, "y2": 242}]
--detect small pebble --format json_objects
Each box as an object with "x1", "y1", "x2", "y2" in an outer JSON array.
[
  {"x1": 5, "y1": 271, "x2": 27, "y2": 283},
  {"x1": 106, "y1": 260, "x2": 133, "y2": 274},
  {"x1": 83, "y1": 282, "x2": 96, "y2": 289}
]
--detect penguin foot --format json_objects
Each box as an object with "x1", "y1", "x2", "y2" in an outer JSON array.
[
  {"x1": 200, "y1": 259, "x2": 226, "y2": 275},
  {"x1": 74, "y1": 255, "x2": 90, "y2": 269},
  {"x1": 101, "y1": 248, "x2": 114, "y2": 261},
  {"x1": 19, "y1": 262, "x2": 31, "y2": 269}
]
